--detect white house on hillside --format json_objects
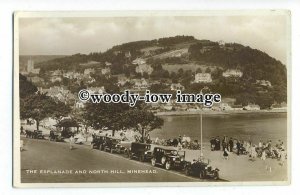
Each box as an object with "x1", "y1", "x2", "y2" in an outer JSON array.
[
  {"x1": 132, "y1": 58, "x2": 146, "y2": 65},
  {"x1": 135, "y1": 64, "x2": 153, "y2": 75},
  {"x1": 194, "y1": 73, "x2": 212, "y2": 83},
  {"x1": 222, "y1": 69, "x2": 243, "y2": 78}
]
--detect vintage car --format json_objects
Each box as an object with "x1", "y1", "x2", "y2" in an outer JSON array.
[
  {"x1": 61, "y1": 129, "x2": 73, "y2": 139},
  {"x1": 103, "y1": 137, "x2": 126, "y2": 154},
  {"x1": 90, "y1": 135, "x2": 107, "y2": 150},
  {"x1": 185, "y1": 158, "x2": 220, "y2": 180},
  {"x1": 151, "y1": 146, "x2": 186, "y2": 170},
  {"x1": 25, "y1": 130, "x2": 34, "y2": 138},
  {"x1": 48, "y1": 130, "x2": 64, "y2": 142},
  {"x1": 129, "y1": 142, "x2": 152, "y2": 162},
  {"x1": 25, "y1": 130, "x2": 44, "y2": 139},
  {"x1": 33, "y1": 130, "x2": 45, "y2": 139}
]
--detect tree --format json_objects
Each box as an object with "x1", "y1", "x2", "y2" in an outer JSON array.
[
  {"x1": 20, "y1": 92, "x2": 70, "y2": 130},
  {"x1": 83, "y1": 101, "x2": 130, "y2": 136},
  {"x1": 122, "y1": 109, "x2": 164, "y2": 143},
  {"x1": 19, "y1": 74, "x2": 37, "y2": 99}
]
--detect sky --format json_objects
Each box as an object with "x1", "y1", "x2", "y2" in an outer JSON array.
[{"x1": 19, "y1": 13, "x2": 289, "y2": 64}]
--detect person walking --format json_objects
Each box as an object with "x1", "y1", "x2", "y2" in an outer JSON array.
[
  {"x1": 229, "y1": 138, "x2": 233, "y2": 152},
  {"x1": 236, "y1": 140, "x2": 241, "y2": 155},
  {"x1": 69, "y1": 134, "x2": 74, "y2": 150},
  {"x1": 261, "y1": 150, "x2": 266, "y2": 161},
  {"x1": 223, "y1": 147, "x2": 229, "y2": 160}
]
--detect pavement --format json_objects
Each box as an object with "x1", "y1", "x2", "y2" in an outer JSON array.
[
  {"x1": 21, "y1": 137, "x2": 210, "y2": 183},
  {"x1": 21, "y1": 136, "x2": 287, "y2": 183}
]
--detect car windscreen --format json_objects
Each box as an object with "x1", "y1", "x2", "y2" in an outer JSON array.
[{"x1": 165, "y1": 150, "x2": 178, "y2": 155}]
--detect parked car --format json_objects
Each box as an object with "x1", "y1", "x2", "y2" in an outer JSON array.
[
  {"x1": 61, "y1": 129, "x2": 73, "y2": 139},
  {"x1": 129, "y1": 142, "x2": 152, "y2": 162},
  {"x1": 49, "y1": 130, "x2": 64, "y2": 142},
  {"x1": 103, "y1": 137, "x2": 126, "y2": 154},
  {"x1": 25, "y1": 130, "x2": 44, "y2": 139},
  {"x1": 185, "y1": 158, "x2": 220, "y2": 180},
  {"x1": 91, "y1": 135, "x2": 107, "y2": 150},
  {"x1": 33, "y1": 130, "x2": 45, "y2": 139},
  {"x1": 25, "y1": 130, "x2": 34, "y2": 138},
  {"x1": 151, "y1": 146, "x2": 186, "y2": 170}
]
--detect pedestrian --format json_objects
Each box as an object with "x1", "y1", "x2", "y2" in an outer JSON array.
[
  {"x1": 178, "y1": 135, "x2": 182, "y2": 144},
  {"x1": 20, "y1": 140, "x2": 24, "y2": 151},
  {"x1": 249, "y1": 144, "x2": 257, "y2": 160},
  {"x1": 236, "y1": 140, "x2": 241, "y2": 155},
  {"x1": 210, "y1": 137, "x2": 215, "y2": 151},
  {"x1": 229, "y1": 137, "x2": 233, "y2": 152},
  {"x1": 223, "y1": 147, "x2": 229, "y2": 160},
  {"x1": 69, "y1": 134, "x2": 74, "y2": 150},
  {"x1": 258, "y1": 140, "x2": 263, "y2": 148},
  {"x1": 215, "y1": 136, "x2": 220, "y2": 151},
  {"x1": 279, "y1": 150, "x2": 286, "y2": 166},
  {"x1": 261, "y1": 150, "x2": 266, "y2": 161}
]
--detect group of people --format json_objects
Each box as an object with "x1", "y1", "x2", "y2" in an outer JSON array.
[
  {"x1": 210, "y1": 135, "x2": 287, "y2": 164},
  {"x1": 153, "y1": 135, "x2": 204, "y2": 150}
]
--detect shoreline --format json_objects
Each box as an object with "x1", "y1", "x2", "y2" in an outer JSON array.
[{"x1": 154, "y1": 109, "x2": 287, "y2": 116}]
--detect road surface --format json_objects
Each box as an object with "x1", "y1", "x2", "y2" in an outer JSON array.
[{"x1": 21, "y1": 137, "x2": 208, "y2": 183}]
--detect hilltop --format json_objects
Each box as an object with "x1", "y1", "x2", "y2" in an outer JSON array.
[{"x1": 30, "y1": 35, "x2": 287, "y2": 109}]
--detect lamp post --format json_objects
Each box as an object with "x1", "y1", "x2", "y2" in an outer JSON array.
[{"x1": 199, "y1": 88, "x2": 204, "y2": 158}]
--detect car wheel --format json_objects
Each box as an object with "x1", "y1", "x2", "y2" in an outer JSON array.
[
  {"x1": 199, "y1": 171, "x2": 205, "y2": 179},
  {"x1": 151, "y1": 158, "x2": 156, "y2": 166},
  {"x1": 129, "y1": 153, "x2": 133, "y2": 159},
  {"x1": 165, "y1": 161, "x2": 171, "y2": 170},
  {"x1": 213, "y1": 172, "x2": 219, "y2": 180},
  {"x1": 185, "y1": 168, "x2": 191, "y2": 176},
  {"x1": 139, "y1": 155, "x2": 144, "y2": 162}
]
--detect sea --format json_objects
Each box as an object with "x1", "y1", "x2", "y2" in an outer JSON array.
[{"x1": 150, "y1": 112, "x2": 288, "y2": 146}]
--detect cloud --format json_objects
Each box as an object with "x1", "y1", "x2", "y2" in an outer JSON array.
[{"x1": 19, "y1": 14, "x2": 289, "y2": 64}]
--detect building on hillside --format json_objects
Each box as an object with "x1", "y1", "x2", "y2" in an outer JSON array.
[
  {"x1": 113, "y1": 51, "x2": 122, "y2": 56},
  {"x1": 133, "y1": 78, "x2": 149, "y2": 89},
  {"x1": 84, "y1": 68, "x2": 95, "y2": 75},
  {"x1": 243, "y1": 104, "x2": 260, "y2": 111},
  {"x1": 194, "y1": 73, "x2": 212, "y2": 83},
  {"x1": 125, "y1": 51, "x2": 131, "y2": 58},
  {"x1": 220, "y1": 103, "x2": 233, "y2": 111},
  {"x1": 42, "y1": 86, "x2": 74, "y2": 103},
  {"x1": 222, "y1": 69, "x2": 243, "y2": 78},
  {"x1": 135, "y1": 64, "x2": 153, "y2": 75},
  {"x1": 218, "y1": 40, "x2": 225, "y2": 46},
  {"x1": 271, "y1": 102, "x2": 287, "y2": 110},
  {"x1": 231, "y1": 105, "x2": 244, "y2": 111},
  {"x1": 75, "y1": 101, "x2": 85, "y2": 109},
  {"x1": 27, "y1": 59, "x2": 40, "y2": 74},
  {"x1": 50, "y1": 76, "x2": 62, "y2": 83},
  {"x1": 79, "y1": 61, "x2": 101, "y2": 66},
  {"x1": 63, "y1": 71, "x2": 82, "y2": 79},
  {"x1": 132, "y1": 58, "x2": 146, "y2": 65},
  {"x1": 51, "y1": 69, "x2": 63, "y2": 77},
  {"x1": 28, "y1": 76, "x2": 44, "y2": 84},
  {"x1": 256, "y1": 80, "x2": 272, "y2": 87},
  {"x1": 170, "y1": 83, "x2": 185, "y2": 91},
  {"x1": 101, "y1": 67, "x2": 111, "y2": 75},
  {"x1": 105, "y1": 61, "x2": 112, "y2": 66},
  {"x1": 117, "y1": 76, "x2": 130, "y2": 87}
]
